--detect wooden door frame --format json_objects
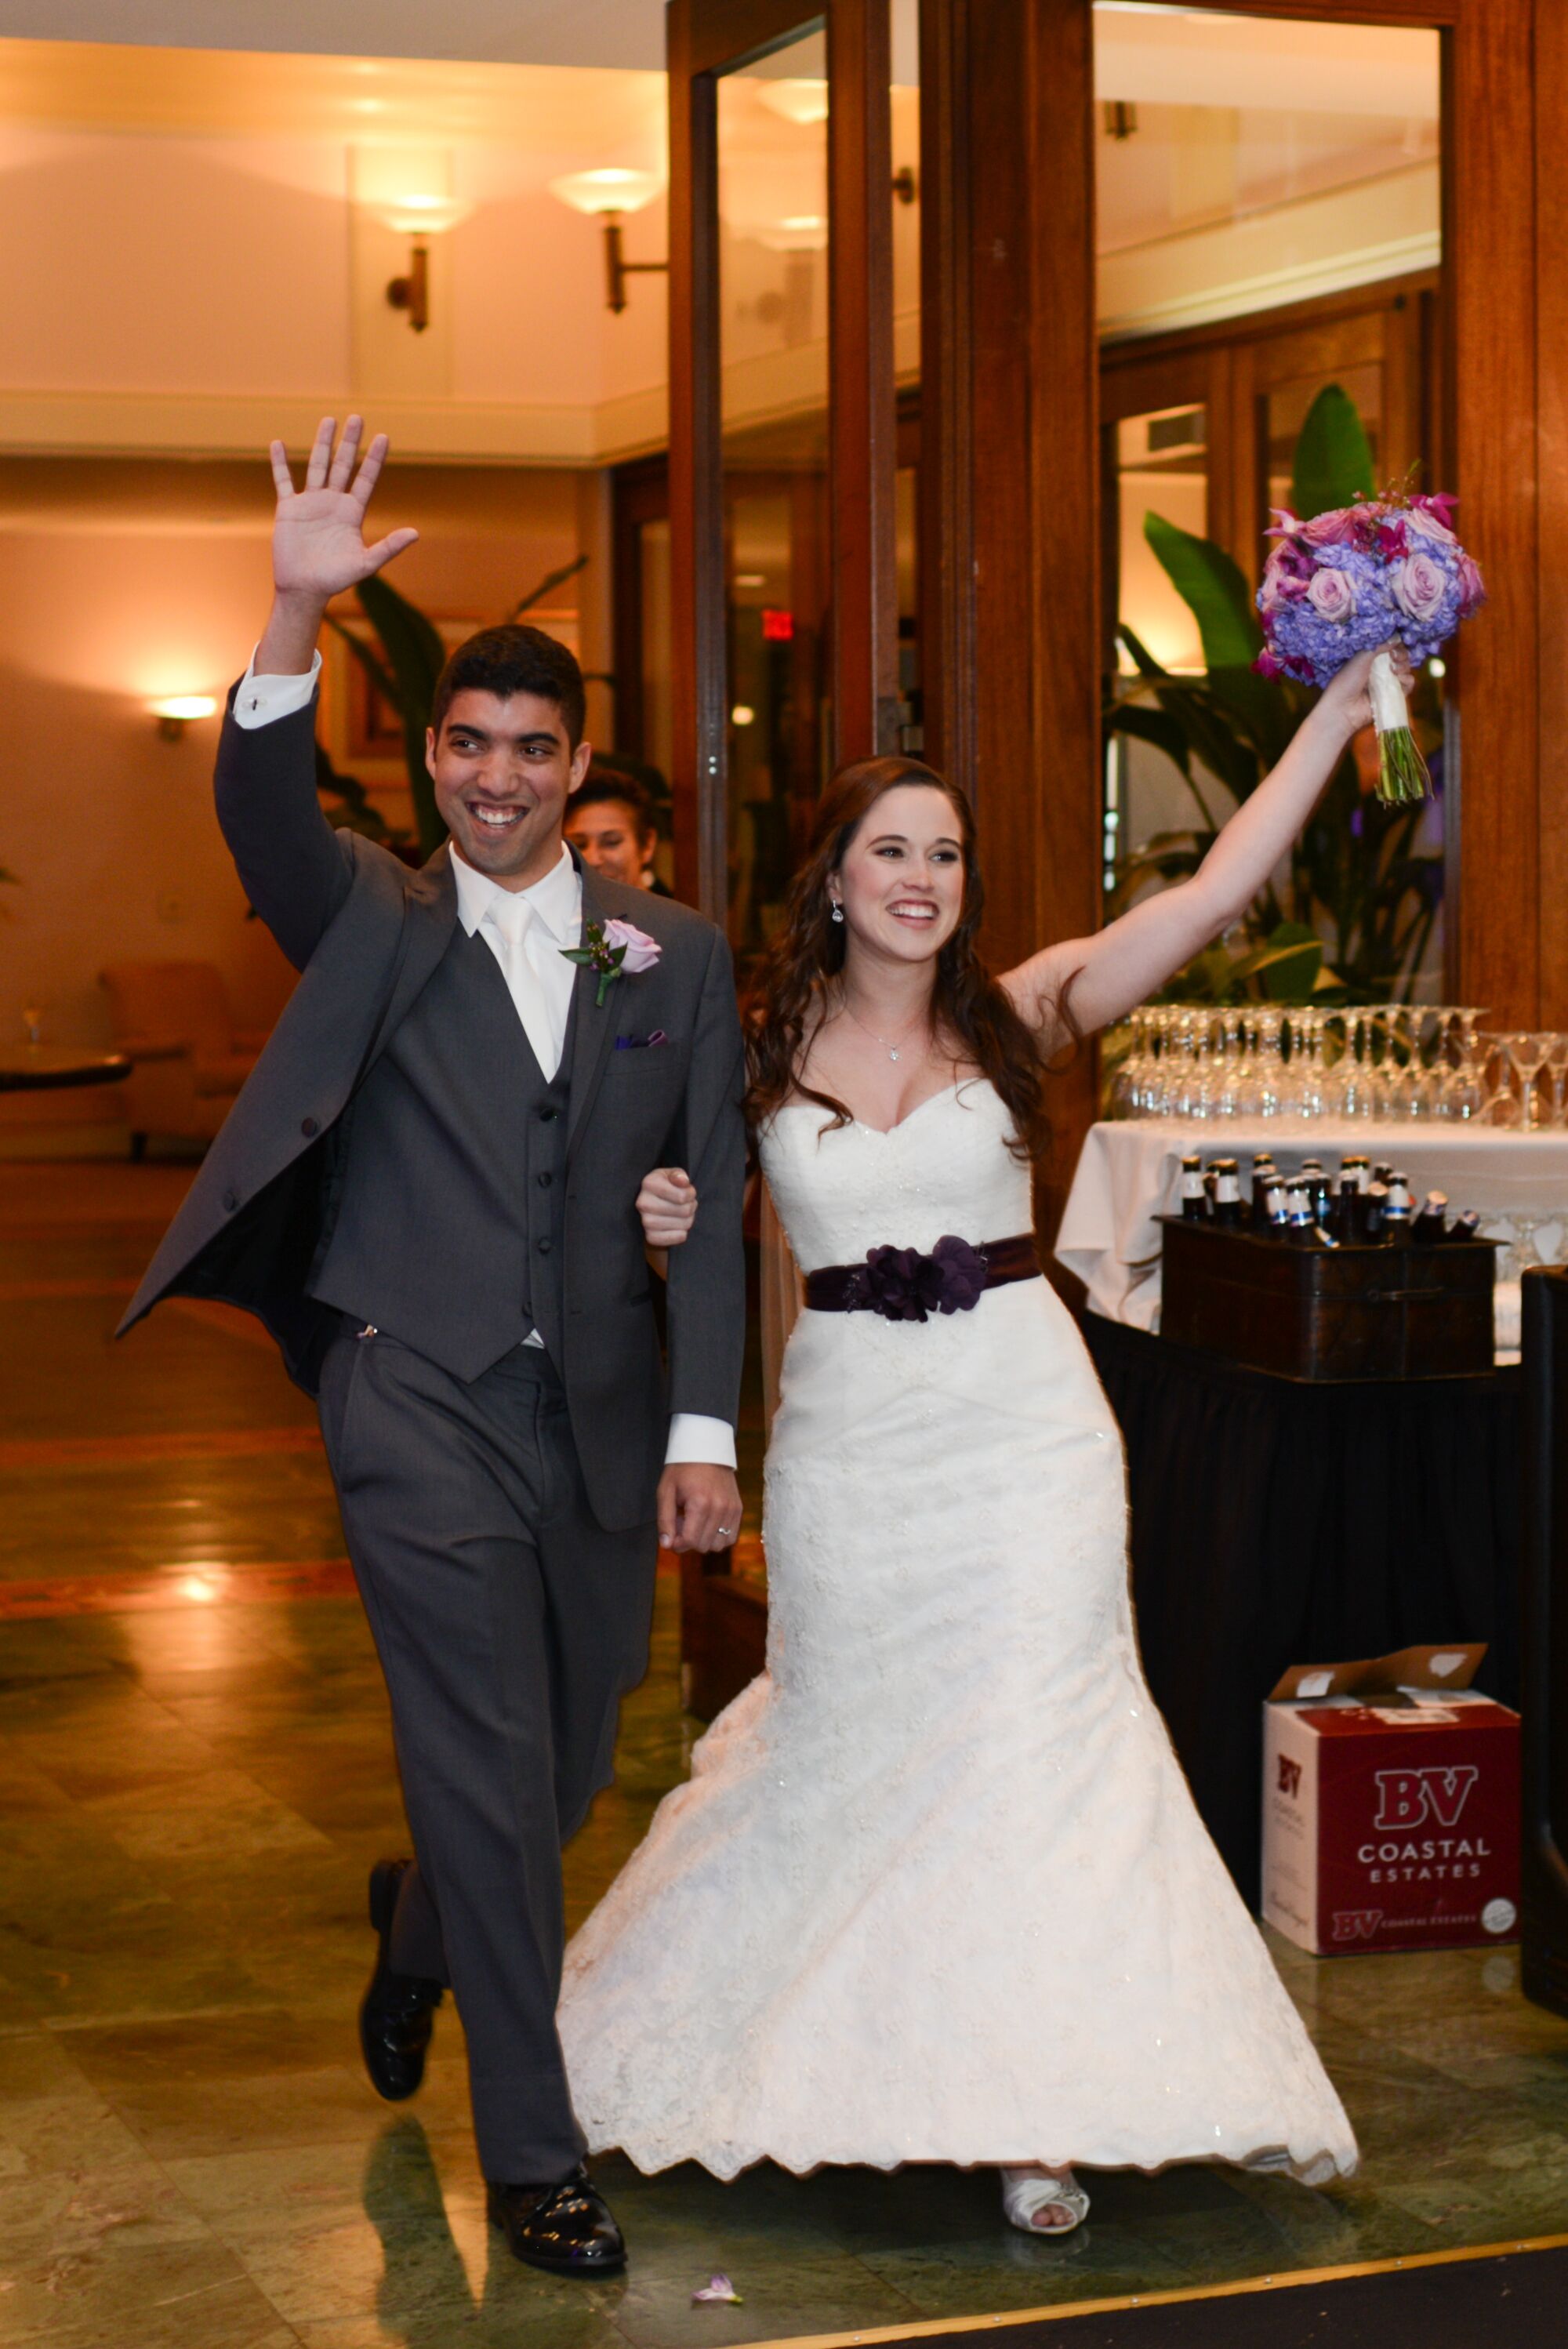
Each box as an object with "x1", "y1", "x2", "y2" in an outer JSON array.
[{"x1": 667, "y1": 0, "x2": 901, "y2": 919}]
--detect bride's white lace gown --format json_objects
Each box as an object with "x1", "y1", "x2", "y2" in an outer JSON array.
[{"x1": 558, "y1": 1080, "x2": 1356, "y2": 2184}]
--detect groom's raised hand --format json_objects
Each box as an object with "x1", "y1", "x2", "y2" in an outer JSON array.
[
  {"x1": 658, "y1": 1462, "x2": 743, "y2": 1555},
  {"x1": 256, "y1": 416, "x2": 419, "y2": 675}
]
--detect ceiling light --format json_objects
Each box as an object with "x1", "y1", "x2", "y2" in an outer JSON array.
[{"x1": 757, "y1": 79, "x2": 829, "y2": 127}]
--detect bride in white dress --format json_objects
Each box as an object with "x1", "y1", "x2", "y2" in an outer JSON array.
[{"x1": 559, "y1": 648, "x2": 1402, "y2": 2231}]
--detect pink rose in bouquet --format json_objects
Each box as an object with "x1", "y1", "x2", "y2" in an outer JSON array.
[
  {"x1": 1306, "y1": 568, "x2": 1359, "y2": 623},
  {"x1": 1391, "y1": 549, "x2": 1450, "y2": 626}
]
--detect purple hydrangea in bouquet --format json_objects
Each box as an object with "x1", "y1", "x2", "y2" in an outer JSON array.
[{"x1": 1254, "y1": 488, "x2": 1486, "y2": 805}]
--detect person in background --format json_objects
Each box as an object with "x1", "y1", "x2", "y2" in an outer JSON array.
[{"x1": 566, "y1": 767, "x2": 670, "y2": 895}]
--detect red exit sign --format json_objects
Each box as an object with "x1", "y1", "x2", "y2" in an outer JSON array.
[{"x1": 761, "y1": 608, "x2": 795, "y2": 642}]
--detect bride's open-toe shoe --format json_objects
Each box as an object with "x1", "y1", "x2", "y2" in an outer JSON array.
[{"x1": 1000, "y1": 2165, "x2": 1091, "y2": 2237}]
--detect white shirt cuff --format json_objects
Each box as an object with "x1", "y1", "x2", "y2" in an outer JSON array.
[
  {"x1": 233, "y1": 647, "x2": 322, "y2": 728},
  {"x1": 664, "y1": 1413, "x2": 737, "y2": 1469}
]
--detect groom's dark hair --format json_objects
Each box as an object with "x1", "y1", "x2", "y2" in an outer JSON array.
[{"x1": 432, "y1": 624, "x2": 586, "y2": 746}]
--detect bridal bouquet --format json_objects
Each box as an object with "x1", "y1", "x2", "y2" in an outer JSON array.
[{"x1": 1254, "y1": 488, "x2": 1486, "y2": 804}]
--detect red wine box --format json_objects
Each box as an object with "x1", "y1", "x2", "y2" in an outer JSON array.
[{"x1": 1261, "y1": 1643, "x2": 1519, "y2": 1956}]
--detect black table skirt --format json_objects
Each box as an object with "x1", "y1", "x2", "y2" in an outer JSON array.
[{"x1": 1083, "y1": 1312, "x2": 1521, "y2": 1910}]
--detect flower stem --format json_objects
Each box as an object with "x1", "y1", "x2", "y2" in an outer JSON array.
[{"x1": 1375, "y1": 723, "x2": 1431, "y2": 808}]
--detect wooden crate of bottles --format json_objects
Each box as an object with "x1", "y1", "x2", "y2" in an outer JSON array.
[{"x1": 1157, "y1": 1216, "x2": 1498, "y2": 1381}]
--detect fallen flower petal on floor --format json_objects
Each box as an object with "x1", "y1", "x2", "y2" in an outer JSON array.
[{"x1": 692, "y1": 2273, "x2": 743, "y2": 2304}]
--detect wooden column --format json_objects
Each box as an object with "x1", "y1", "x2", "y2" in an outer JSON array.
[
  {"x1": 1534, "y1": 0, "x2": 1568, "y2": 1026},
  {"x1": 920, "y1": 0, "x2": 1102, "y2": 1204},
  {"x1": 1446, "y1": 1, "x2": 1538, "y2": 1026}
]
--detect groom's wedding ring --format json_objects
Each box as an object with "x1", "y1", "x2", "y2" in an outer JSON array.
[{"x1": 717, "y1": 1526, "x2": 733, "y2": 1539}]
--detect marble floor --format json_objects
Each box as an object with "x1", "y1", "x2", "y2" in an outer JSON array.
[{"x1": 2, "y1": 1160, "x2": 1568, "y2": 2349}]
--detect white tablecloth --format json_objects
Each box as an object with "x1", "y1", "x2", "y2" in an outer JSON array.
[{"x1": 1055, "y1": 1120, "x2": 1568, "y2": 1342}]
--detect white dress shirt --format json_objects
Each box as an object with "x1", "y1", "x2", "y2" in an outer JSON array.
[{"x1": 230, "y1": 652, "x2": 735, "y2": 1471}]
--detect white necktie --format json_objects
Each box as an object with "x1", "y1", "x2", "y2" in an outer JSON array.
[{"x1": 484, "y1": 895, "x2": 565, "y2": 1080}]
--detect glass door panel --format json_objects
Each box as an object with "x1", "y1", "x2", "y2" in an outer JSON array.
[
  {"x1": 717, "y1": 24, "x2": 830, "y2": 972},
  {"x1": 1094, "y1": 5, "x2": 1445, "y2": 1001}
]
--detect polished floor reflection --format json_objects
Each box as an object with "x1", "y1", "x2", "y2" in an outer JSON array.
[{"x1": 3, "y1": 1161, "x2": 1568, "y2": 2348}]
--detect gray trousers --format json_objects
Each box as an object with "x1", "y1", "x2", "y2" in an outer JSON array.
[{"x1": 318, "y1": 1325, "x2": 659, "y2": 2181}]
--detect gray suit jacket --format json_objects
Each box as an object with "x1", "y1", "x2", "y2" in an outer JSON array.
[{"x1": 120, "y1": 690, "x2": 747, "y2": 1531}]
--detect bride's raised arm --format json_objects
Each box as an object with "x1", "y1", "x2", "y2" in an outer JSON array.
[{"x1": 1004, "y1": 641, "x2": 1410, "y2": 1046}]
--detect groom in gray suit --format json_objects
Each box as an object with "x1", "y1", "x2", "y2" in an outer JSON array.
[{"x1": 122, "y1": 418, "x2": 746, "y2": 2277}]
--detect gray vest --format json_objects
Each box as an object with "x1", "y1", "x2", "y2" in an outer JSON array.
[{"x1": 310, "y1": 928, "x2": 570, "y2": 1379}]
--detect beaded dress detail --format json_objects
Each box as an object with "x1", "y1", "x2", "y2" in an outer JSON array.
[{"x1": 557, "y1": 1080, "x2": 1357, "y2": 2184}]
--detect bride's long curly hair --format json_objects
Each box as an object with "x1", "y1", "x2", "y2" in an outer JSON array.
[{"x1": 744, "y1": 754, "x2": 1062, "y2": 1161}]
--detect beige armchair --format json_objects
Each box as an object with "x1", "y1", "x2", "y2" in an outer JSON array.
[{"x1": 100, "y1": 960, "x2": 268, "y2": 1156}]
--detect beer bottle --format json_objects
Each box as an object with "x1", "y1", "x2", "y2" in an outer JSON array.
[
  {"x1": 1385, "y1": 1194, "x2": 1415, "y2": 1243},
  {"x1": 1179, "y1": 1153, "x2": 1207, "y2": 1221},
  {"x1": 1363, "y1": 1180, "x2": 1391, "y2": 1243},
  {"x1": 1446, "y1": 1209, "x2": 1483, "y2": 1243},
  {"x1": 1264, "y1": 1178, "x2": 1290, "y2": 1235},
  {"x1": 1211, "y1": 1158, "x2": 1244, "y2": 1228},
  {"x1": 1387, "y1": 1171, "x2": 1414, "y2": 1219},
  {"x1": 1341, "y1": 1153, "x2": 1370, "y2": 1193},
  {"x1": 1247, "y1": 1153, "x2": 1276, "y2": 1224},
  {"x1": 1285, "y1": 1182, "x2": 1317, "y2": 1243},
  {"x1": 1412, "y1": 1190, "x2": 1449, "y2": 1245}
]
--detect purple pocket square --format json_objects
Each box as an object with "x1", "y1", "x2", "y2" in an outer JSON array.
[{"x1": 614, "y1": 1029, "x2": 670, "y2": 1050}]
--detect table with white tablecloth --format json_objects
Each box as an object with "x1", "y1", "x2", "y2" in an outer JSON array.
[{"x1": 1056, "y1": 1121, "x2": 1568, "y2": 1352}]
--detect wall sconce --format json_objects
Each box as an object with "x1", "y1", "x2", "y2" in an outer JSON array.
[
  {"x1": 150, "y1": 695, "x2": 217, "y2": 740},
  {"x1": 377, "y1": 191, "x2": 470, "y2": 334},
  {"x1": 550, "y1": 170, "x2": 666, "y2": 314}
]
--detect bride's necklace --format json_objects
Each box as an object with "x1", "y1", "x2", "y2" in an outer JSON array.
[{"x1": 839, "y1": 995, "x2": 930, "y2": 1066}]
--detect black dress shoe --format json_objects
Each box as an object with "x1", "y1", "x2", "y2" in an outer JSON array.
[
  {"x1": 359, "y1": 1857, "x2": 444, "y2": 2102},
  {"x1": 487, "y1": 2166, "x2": 626, "y2": 2276}
]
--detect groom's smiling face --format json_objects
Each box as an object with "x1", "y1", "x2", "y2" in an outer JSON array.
[{"x1": 427, "y1": 689, "x2": 592, "y2": 891}]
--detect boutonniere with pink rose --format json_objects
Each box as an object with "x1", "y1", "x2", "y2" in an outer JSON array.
[{"x1": 562, "y1": 917, "x2": 662, "y2": 1008}]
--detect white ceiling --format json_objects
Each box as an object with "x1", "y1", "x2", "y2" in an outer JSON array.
[{"x1": 0, "y1": 0, "x2": 667, "y2": 71}]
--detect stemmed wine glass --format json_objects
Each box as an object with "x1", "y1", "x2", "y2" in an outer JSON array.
[
  {"x1": 1545, "y1": 1031, "x2": 1568, "y2": 1129},
  {"x1": 1479, "y1": 1033, "x2": 1523, "y2": 1125},
  {"x1": 1450, "y1": 1009, "x2": 1492, "y2": 1120},
  {"x1": 1504, "y1": 1032, "x2": 1553, "y2": 1130},
  {"x1": 1252, "y1": 1007, "x2": 1286, "y2": 1118},
  {"x1": 1281, "y1": 1007, "x2": 1329, "y2": 1120}
]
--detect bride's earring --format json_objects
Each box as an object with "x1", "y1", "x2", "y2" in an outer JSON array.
[{"x1": 829, "y1": 897, "x2": 844, "y2": 924}]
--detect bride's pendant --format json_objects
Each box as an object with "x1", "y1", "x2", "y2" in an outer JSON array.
[{"x1": 888, "y1": 1047, "x2": 900, "y2": 1062}]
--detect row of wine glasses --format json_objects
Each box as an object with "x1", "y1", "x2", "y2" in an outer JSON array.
[{"x1": 1108, "y1": 1005, "x2": 1563, "y2": 1124}]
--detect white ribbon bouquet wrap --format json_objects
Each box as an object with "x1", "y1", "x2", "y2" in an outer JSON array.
[{"x1": 1254, "y1": 489, "x2": 1486, "y2": 806}]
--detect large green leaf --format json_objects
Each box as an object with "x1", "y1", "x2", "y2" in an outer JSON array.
[
  {"x1": 1115, "y1": 623, "x2": 1174, "y2": 684},
  {"x1": 1103, "y1": 700, "x2": 1194, "y2": 780},
  {"x1": 1289, "y1": 383, "x2": 1376, "y2": 521},
  {"x1": 356, "y1": 572, "x2": 450, "y2": 857},
  {"x1": 1143, "y1": 510, "x2": 1262, "y2": 669}
]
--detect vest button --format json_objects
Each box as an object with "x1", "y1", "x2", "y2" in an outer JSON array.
[
  {"x1": 300, "y1": 1116, "x2": 319, "y2": 1138},
  {"x1": 222, "y1": 1188, "x2": 239, "y2": 1213},
  {"x1": 537, "y1": 1171, "x2": 553, "y2": 1189},
  {"x1": 537, "y1": 1238, "x2": 553, "y2": 1255},
  {"x1": 538, "y1": 1106, "x2": 559, "y2": 1123}
]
